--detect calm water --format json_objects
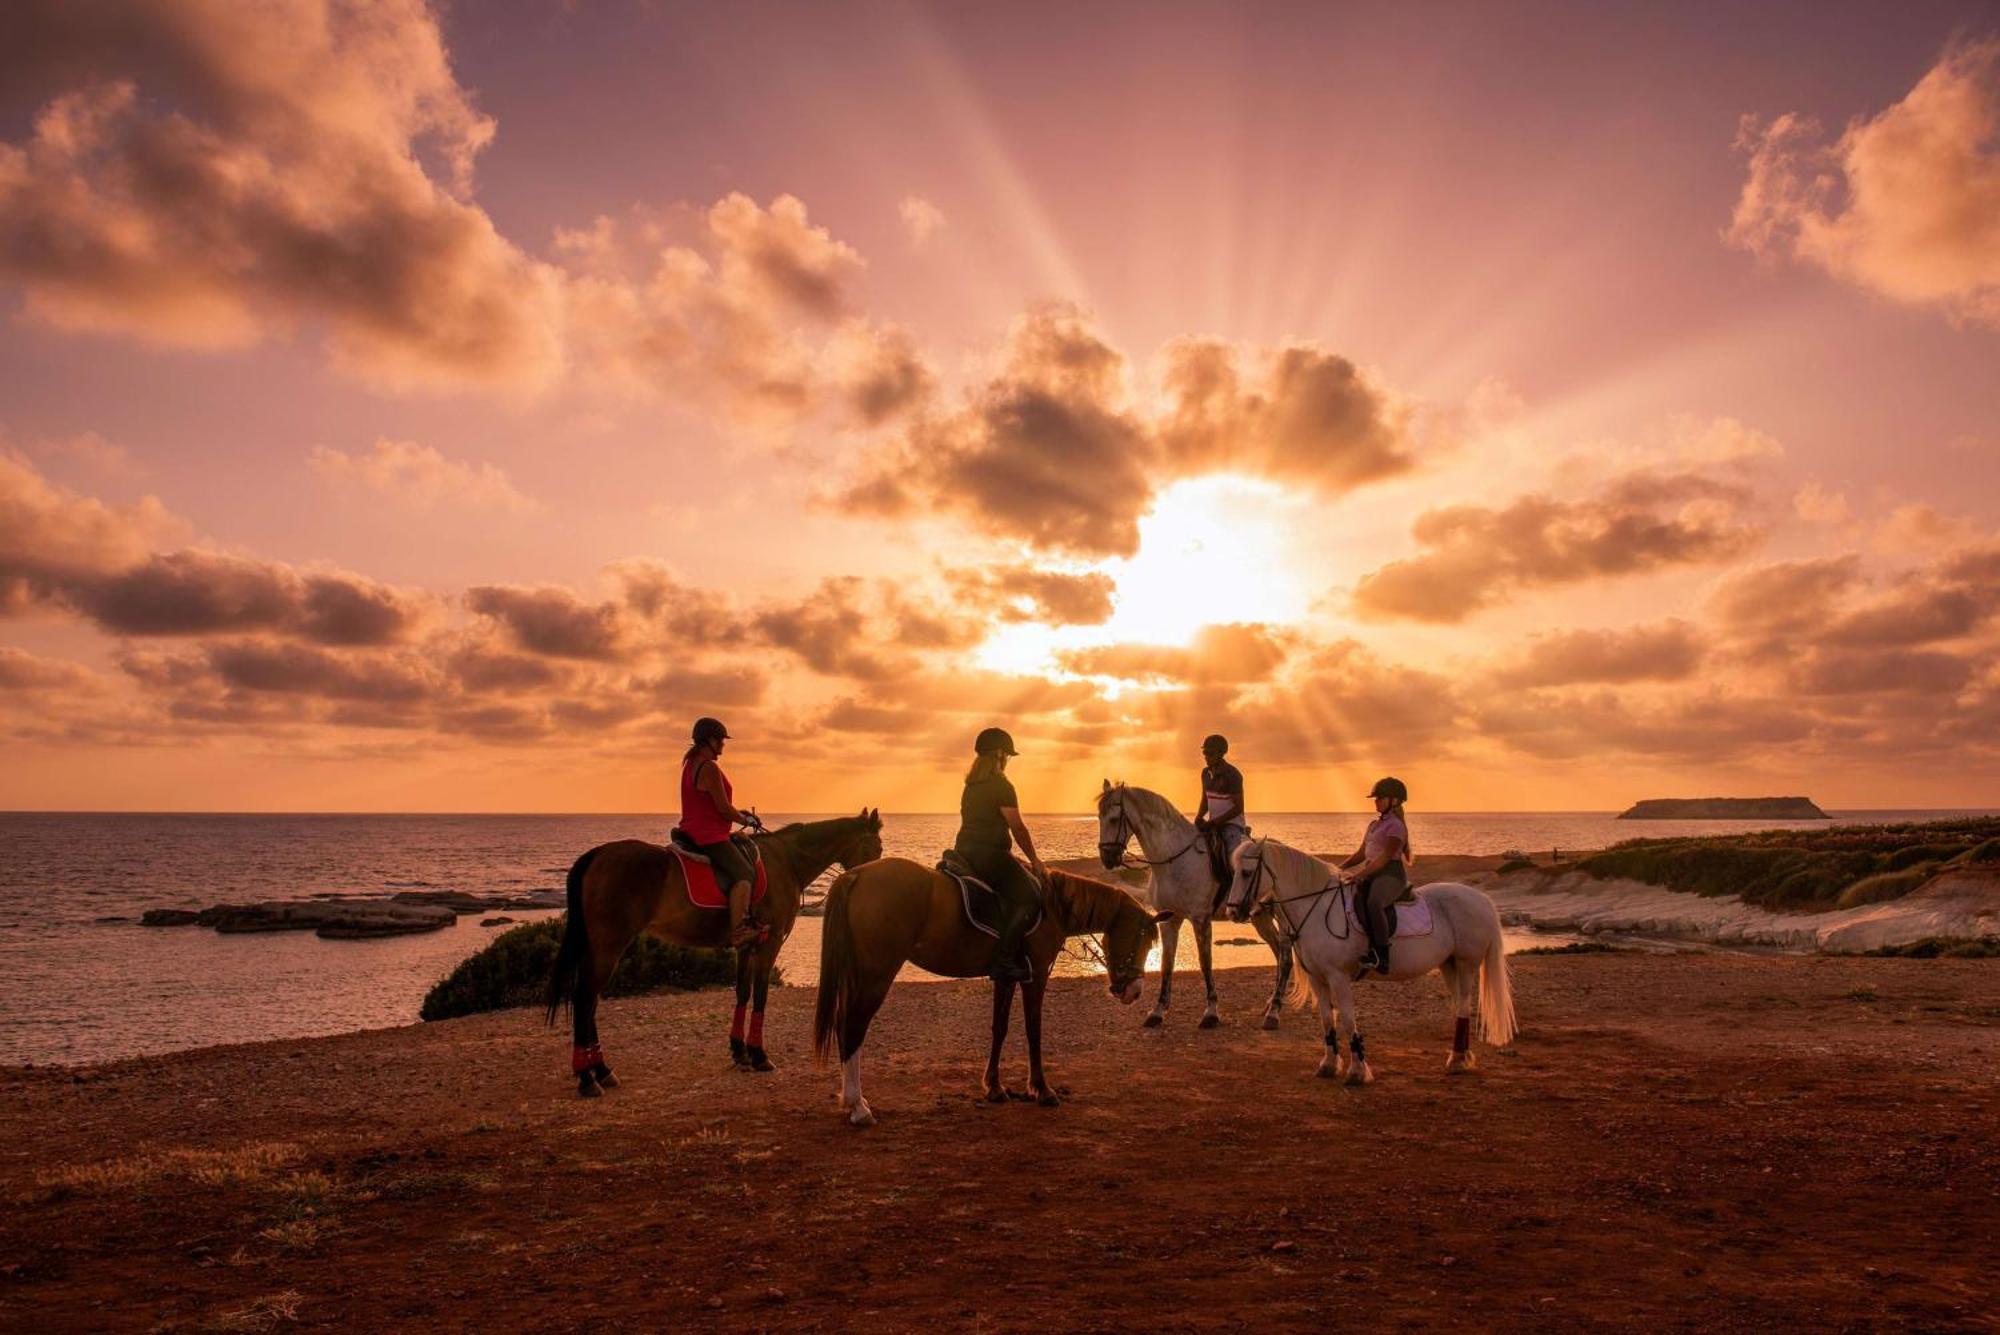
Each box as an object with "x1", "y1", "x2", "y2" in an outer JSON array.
[{"x1": 1, "y1": 809, "x2": 1984, "y2": 1066}]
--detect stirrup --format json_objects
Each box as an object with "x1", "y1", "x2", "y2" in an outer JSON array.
[{"x1": 731, "y1": 917, "x2": 768, "y2": 948}]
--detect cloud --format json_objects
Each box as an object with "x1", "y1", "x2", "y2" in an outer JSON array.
[
  {"x1": 840, "y1": 305, "x2": 1155, "y2": 556},
  {"x1": 1156, "y1": 339, "x2": 1416, "y2": 492},
  {"x1": 1205, "y1": 640, "x2": 1462, "y2": 765},
  {"x1": 824, "y1": 321, "x2": 935, "y2": 426},
  {"x1": 944, "y1": 564, "x2": 1116, "y2": 625},
  {"x1": 1790, "y1": 647, "x2": 1974, "y2": 697},
  {"x1": 1487, "y1": 621, "x2": 1705, "y2": 689},
  {"x1": 0, "y1": 448, "x2": 185, "y2": 608},
  {"x1": 1706, "y1": 556, "x2": 1863, "y2": 639},
  {"x1": 1728, "y1": 39, "x2": 2000, "y2": 327},
  {"x1": 1059, "y1": 623, "x2": 1292, "y2": 685},
  {"x1": 0, "y1": 646, "x2": 98, "y2": 692},
  {"x1": 309, "y1": 440, "x2": 536, "y2": 513},
  {"x1": 465, "y1": 585, "x2": 625, "y2": 661},
  {"x1": 899, "y1": 195, "x2": 946, "y2": 245},
  {"x1": 0, "y1": 0, "x2": 564, "y2": 389},
  {"x1": 1353, "y1": 471, "x2": 1764, "y2": 622}
]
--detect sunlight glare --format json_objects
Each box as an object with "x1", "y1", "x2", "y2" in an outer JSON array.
[{"x1": 1102, "y1": 476, "x2": 1311, "y2": 645}]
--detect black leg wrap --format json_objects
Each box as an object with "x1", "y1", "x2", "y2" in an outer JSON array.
[
  {"x1": 1324, "y1": 1027, "x2": 1339, "y2": 1047},
  {"x1": 1350, "y1": 1033, "x2": 1366, "y2": 1061}
]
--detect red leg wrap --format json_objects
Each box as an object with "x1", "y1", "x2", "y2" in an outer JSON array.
[
  {"x1": 730, "y1": 1004, "x2": 748, "y2": 1042},
  {"x1": 571, "y1": 1043, "x2": 602, "y2": 1075},
  {"x1": 747, "y1": 1010, "x2": 765, "y2": 1048}
]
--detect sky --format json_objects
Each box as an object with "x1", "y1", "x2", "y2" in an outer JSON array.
[{"x1": 1, "y1": 0, "x2": 1998, "y2": 813}]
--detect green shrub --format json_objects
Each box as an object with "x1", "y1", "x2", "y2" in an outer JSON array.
[
  {"x1": 1835, "y1": 867, "x2": 1934, "y2": 909},
  {"x1": 1576, "y1": 816, "x2": 2000, "y2": 911},
  {"x1": 1863, "y1": 936, "x2": 2000, "y2": 959},
  {"x1": 1496, "y1": 857, "x2": 1537, "y2": 874},
  {"x1": 1517, "y1": 941, "x2": 1625, "y2": 955},
  {"x1": 419, "y1": 917, "x2": 768, "y2": 1022}
]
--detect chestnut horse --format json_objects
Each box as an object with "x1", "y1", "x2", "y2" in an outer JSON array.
[
  {"x1": 812, "y1": 859, "x2": 1159, "y2": 1127},
  {"x1": 546, "y1": 810, "x2": 883, "y2": 1096}
]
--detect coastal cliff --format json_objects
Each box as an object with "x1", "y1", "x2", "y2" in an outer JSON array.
[{"x1": 1618, "y1": 796, "x2": 1829, "y2": 820}]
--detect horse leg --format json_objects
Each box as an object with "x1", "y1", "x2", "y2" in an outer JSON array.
[
  {"x1": 1307, "y1": 971, "x2": 1339, "y2": 1080},
  {"x1": 839, "y1": 976, "x2": 892, "y2": 1128},
  {"x1": 1194, "y1": 917, "x2": 1220, "y2": 1029},
  {"x1": 1145, "y1": 915, "x2": 1178, "y2": 1028},
  {"x1": 743, "y1": 955, "x2": 776, "y2": 1073},
  {"x1": 1023, "y1": 973, "x2": 1058, "y2": 1106},
  {"x1": 573, "y1": 937, "x2": 626, "y2": 1098},
  {"x1": 1445, "y1": 957, "x2": 1477, "y2": 1073},
  {"x1": 1253, "y1": 910, "x2": 1290, "y2": 1031},
  {"x1": 729, "y1": 950, "x2": 753, "y2": 1068},
  {"x1": 1330, "y1": 971, "x2": 1372, "y2": 1085},
  {"x1": 982, "y1": 980, "x2": 1017, "y2": 1103}
]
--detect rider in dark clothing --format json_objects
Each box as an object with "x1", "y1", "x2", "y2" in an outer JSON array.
[
  {"x1": 953, "y1": 727, "x2": 1046, "y2": 984},
  {"x1": 1195, "y1": 735, "x2": 1254, "y2": 920},
  {"x1": 1340, "y1": 776, "x2": 1412, "y2": 975}
]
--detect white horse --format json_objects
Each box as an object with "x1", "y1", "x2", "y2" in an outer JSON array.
[
  {"x1": 1230, "y1": 835, "x2": 1516, "y2": 1082},
  {"x1": 1095, "y1": 781, "x2": 1295, "y2": 1031}
]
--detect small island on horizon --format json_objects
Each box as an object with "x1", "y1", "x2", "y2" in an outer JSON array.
[{"x1": 1618, "y1": 797, "x2": 1831, "y2": 820}]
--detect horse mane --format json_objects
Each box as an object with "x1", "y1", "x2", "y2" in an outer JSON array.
[
  {"x1": 1045, "y1": 868, "x2": 1138, "y2": 934},
  {"x1": 1258, "y1": 836, "x2": 1330, "y2": 887},
  {"x1": 1097, "y1": 781, "x2": 1184, "y2": 827}
]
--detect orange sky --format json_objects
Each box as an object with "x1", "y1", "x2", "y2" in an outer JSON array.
[{"x1": 2, "y1": 1, "x2": 1997, "y2": 812}]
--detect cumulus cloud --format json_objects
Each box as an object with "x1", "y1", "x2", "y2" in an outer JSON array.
[
  {"x1": 466, "y1": 585, "x2": 625, "y2": 661},
  {"x1": 1156, "y1": 339, "x2": 1415, "y2": 491},
  {"x1": 0, "y1": 646, "x2": 99, "y2": 692},
  {"x1": 1706, "y1": 556, "x2": 1863, "y2": 639},
  {"x1": 1353, "y1": 471, "x2": 1764, "y2": 622},
  {"x1": 0, "y1": 0, "x2": 564, "y2": 389},
  {"x1": 1487, "y1": 621, "x2": 1705, "y2": 689},
  {"x1": 944, "y1": 564, "x2": 1116, "y2": 625},
  {"x1": 1728, "y1": 39, "x2": 2000, "y2": 327},
  {"x1": 309, "y1": 440, "x2": 535, "y2": 513},
  {"x1": 1059, "y1": 623, "x2": 1292, "y2": 685}
]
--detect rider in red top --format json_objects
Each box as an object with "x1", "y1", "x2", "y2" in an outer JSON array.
[{"x1": 679, "y1": 717, "x2": 766, "y2": 947}]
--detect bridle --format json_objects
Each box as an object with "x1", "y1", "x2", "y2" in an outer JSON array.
[
  {"x1": 1097, "y1": 785, "x2": 1202, "y2": 869},
  {"x1": 1238, "y1": 837, "x2": 1347, "y2": 946},
  {"x1": 1063, "y1": 904, "x2": 1152, "y2": 992}
]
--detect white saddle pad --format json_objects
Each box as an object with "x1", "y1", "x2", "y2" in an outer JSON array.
[{"x1": 1344, "y1": 890, "x2": 1436, "y2": 939}]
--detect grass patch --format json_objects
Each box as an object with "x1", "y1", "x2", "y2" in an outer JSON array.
[
  {"x1": 29, "y1": 1142, "x2": 299, "y2": 1202},
  {"x1": 420, "y1": 916, "x2": 778, "y2": 1021},
  {"x1": 1864, "y1": 936, "x2": 2000, "y2": 959},
  {"x1": 203, "y1": 1290, "x2": 302, "y2": 1332},
  {"x1": 1575, "y1": 816, "x2": 2000, "y2": 911},
  {"x1": 1496, "y1": 857, "x2": 1538, "y2": 875},
  {"x1": 371, "y1": 1166, "x2": 497, "y2": 1200}
]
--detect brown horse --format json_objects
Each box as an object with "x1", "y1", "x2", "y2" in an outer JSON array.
[
  {"x1": 812, "y1": 859, "x2": 1159, "y2": 1126},
  {"x1": 546, "y1": 810, "x2": 883, "y2": 1096}
]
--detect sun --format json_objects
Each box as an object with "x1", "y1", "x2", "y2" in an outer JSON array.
[
  {"x1": 972, "y1": 475, "x2": 1315, "y2": 676},
  {"x1": 1100, "y1": 475, "x2": 1311, "y2": 645}
]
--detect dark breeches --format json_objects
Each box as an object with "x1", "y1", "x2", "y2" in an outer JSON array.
[
  {"x1": 1358, "y1": 864, "x2": 1408, "y2": 951},
  {"x1": 697, "y1": 837, "x2": 756, "y2": 889},
  {"x1": 968, "y1": 851, "x2": 1041, "y2": 935}
]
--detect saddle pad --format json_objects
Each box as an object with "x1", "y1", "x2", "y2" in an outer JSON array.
[
  {"x1": 670, "y1": 842, "x2": 767, "y2": 910},
  {"x1": 938, "y1": 863, "x2": 1044, "y2": 939},
  {"x1": 1344, "y1": 890, "x2": 1435, "y2": 939}
]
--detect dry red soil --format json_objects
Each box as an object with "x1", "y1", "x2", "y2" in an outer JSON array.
[{"x1": 2, "y1": 953, "x2": 1995, "y2": 1332}]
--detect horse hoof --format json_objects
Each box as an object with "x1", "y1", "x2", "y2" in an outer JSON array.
[
  {"x1": 848, "y1": 1102, "x2": 876, "y2": 1128},
  {"x1": 1260, "y1": 1013, "x2": 1280, "y2": 1032},
  {"x1": 1198, "y1": 1013, "x2": 1220, "y2": 1030},
  {"x1": 1345, "y1": 1062, "x2": 1375, "y2": 1087},
  {"x1": 577, "y1": 1075, "x2": 602, "y2": 1099},
  {"x1": 1315, "y1": 1063, "x2": 1338, "y2": 1080},
  {"x1": 745, "y1": 1047, "x2": 774, "y2": 1073},
  {"x1": 1035, "y1": 1089, "x2": 1061, "y2": 1108},
  {"x1": 1445, "y1": 1053, "x2": 1475, "y2": 1074},
  {"x1": 593, "y1": 1065, "x2": 619, "y2": 1089},
  {"x1": 983, "y1": 1085, "x2": 1009, "y2": 1104},
  {"x1": 1141, "y1": 1012, "x2": 1164, "y2": 1029}
]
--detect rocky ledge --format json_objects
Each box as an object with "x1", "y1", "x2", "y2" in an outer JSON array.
[
  {"x1": 139, "y1": 888, "x2": 564, "y2": 940},
  {"x1": 1618, "y1": 797, "x2": 1829, "y2": 820}
]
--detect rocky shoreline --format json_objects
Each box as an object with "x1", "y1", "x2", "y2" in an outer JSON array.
[{"x1": 139, "y1": 888, "x2": 565, "y2": 940}]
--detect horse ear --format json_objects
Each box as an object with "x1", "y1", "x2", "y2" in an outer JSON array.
[{"x1": 1101, "y1": 778, "x2": 1111, "y2": 792}]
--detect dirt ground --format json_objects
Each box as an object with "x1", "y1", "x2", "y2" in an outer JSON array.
[{"x1": 2, "y1": 952, "x2": 1995, "y2": 1332}]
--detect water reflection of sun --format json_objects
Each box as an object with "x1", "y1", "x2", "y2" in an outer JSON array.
[{"x1": 975, "y1": 476, "x2": 1312, "y2": 677}]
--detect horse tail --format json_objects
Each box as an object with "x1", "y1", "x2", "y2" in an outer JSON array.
[
  {"x1": 1476, "y1": 895, "x2": 1517, "y2": 1047},
  {"x1": 812, "y1": 867, "x2": 862, "y2": 1066},
  {"x1": 1283, "y1": 941, "x2": 1312, "y2": 1010},
  {"x1": 544, "y1": 847, "x2": 599, "y2": 1025}
]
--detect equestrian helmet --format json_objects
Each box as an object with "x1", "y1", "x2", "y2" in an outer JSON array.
[
  {"x1": 692, "y1": 716, "x2": 731, "y2": 745},
  {"x1": 974, "y1": 726, "x2": 1018, "y2": 757},
  {"x1": 1202, "y1": 733, "x2": 1229, "y2": 755},
  {"x1": 1369, "y1": 776, "x2": 1408, "y2": 802}
]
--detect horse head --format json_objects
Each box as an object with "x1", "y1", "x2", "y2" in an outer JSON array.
[
  {"x1": 1100, "y1": 890, "x2": 1159, "y2": 1005},
  {"x1": 837, "y1": 807, "x2": 885, "y2": 869},
  {"x1": 1096, "y1": 779, "x2": 1130, "y2": 870}
]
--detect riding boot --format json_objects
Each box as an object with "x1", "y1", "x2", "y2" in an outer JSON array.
[
  {"x1": 989, "y1": 903, "x2": 1033, "y2": 983},
  {"x1": 727, "y1": 883, "x2": 764, "y2": 948}
]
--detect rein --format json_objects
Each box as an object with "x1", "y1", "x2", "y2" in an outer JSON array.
[{"x1": 1244, "y1": 838, "x2": 1346, "y2": 946}]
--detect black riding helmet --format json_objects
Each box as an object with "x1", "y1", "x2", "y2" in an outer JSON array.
[
  {"x1": 692, "y1": 716, "x2": 731, "y2": 746},
  {"x1": 1370, "y1": 776, "x2": 1408, "y2": 803},
  {"x1": 974, "y1": 726, "x2": 1018, "y2": 757},
  {"x1": 1202, "y1": 734, "x2": 1228, "y2": 755}
]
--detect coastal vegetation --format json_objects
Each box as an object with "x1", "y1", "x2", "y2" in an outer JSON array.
[
  {"x1": 419, "y1": 918, "x2": 764, "y2": 1021},
  {"x1": 1574, "y1": 819, "x2": 2000, "y2": 911}
]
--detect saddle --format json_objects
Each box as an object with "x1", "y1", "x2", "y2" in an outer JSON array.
[
  {"x1": 936, "y1": 850, "x2": 1043, "y2": 940},
  {"x1": 1203, "y1": 828, "x2": 1232, "y2": 901},
  {"x1": 667, "y1": 828, "x2": 767, "y2": 910},
  {"x1": 1329, "y1": 886, "x2": 1435, "y2": 940}
]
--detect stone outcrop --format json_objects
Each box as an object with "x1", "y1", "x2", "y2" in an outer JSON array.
[{"x1": 1618, "y1": 797, "x2": 1829, "y2": 820}]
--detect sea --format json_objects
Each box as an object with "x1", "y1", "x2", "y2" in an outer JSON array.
[{"x1": 1, "y1": 809, "x2": 1987, "y2": 1067}]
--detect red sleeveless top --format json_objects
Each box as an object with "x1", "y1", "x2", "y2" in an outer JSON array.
[{"x1": 679, "y1": 757, "x2": 733, "y2": 844}]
